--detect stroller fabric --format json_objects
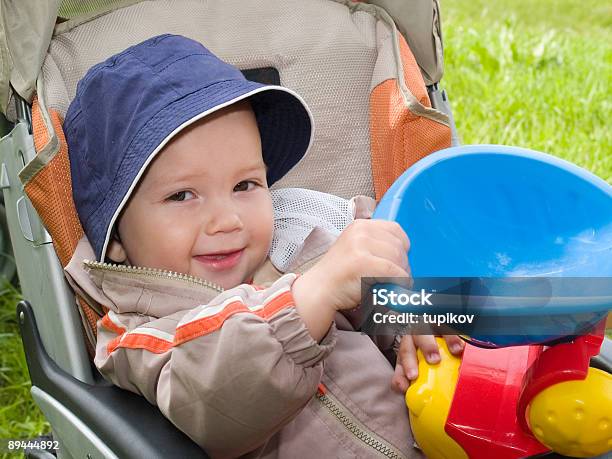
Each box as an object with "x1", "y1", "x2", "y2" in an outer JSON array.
[{"x1": 20, "y1": 0, "x2": 451, "y2": 348}]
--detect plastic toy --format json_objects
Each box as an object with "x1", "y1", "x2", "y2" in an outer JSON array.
[
  {"x1": 405, "y1": 337, "x2": 467, "y2": 459},
  {"x1": 373, "y1": 145, "x2": 612, "y2": 458}
]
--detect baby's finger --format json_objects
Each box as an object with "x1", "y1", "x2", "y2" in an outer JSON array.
[
  {"x1": 368, "y1": 256, "x2": 412, "y2": 287},
  {"x1": 413, "y1": 335, "x2": 441, "y2": 364},
  {"x1": 391, "y1": 363, "x2": 410, "y2": 393},
  {"x1": 397, "y1": 335, "x2": 419, "y2": 380},
  {"x1": 362, "y1": 220, "x2": 410, "y2": 256},
  {"x1": 376, "y1": 221, "x2": 411, "y2": 253},
  {"x1": 363, "y1": 238, "x2": 409, "y2": 271},
  {"x1": 443, "y1": 335, "x2": 465, "y2": 355}
]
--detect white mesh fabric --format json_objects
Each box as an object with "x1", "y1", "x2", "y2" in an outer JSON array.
[{"x1": 270, "y1": 188, "x2": 354, "y2": 272}]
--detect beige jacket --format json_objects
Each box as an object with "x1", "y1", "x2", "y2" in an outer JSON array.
[{"x1": 64, "y1": 193, "x2": 421, "y2": 459}]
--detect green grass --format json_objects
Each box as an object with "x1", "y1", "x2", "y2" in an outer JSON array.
[
  {"x1": 0, "y1": 281, "x2": 48, "y2": 459},
  {"x1": 442, "y1": 0, "x2": 611, "y2": 181},
  {"x1": 0, "y1": 0, "x2": 610, "y2": 454}
]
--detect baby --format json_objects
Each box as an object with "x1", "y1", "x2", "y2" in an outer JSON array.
[{"x1": 64, "y1": 34, "x2": 461, "y2": 458}]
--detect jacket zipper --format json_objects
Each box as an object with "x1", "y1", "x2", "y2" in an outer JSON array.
[
  {"x1": 316, "y1": 386, "x2": 406, "y2": 459},
  {"x1": 83, "y1": 259, "x2": 224, "y2": 292}
]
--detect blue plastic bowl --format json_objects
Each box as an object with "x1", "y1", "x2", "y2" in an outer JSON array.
[{"x1": 373, "y1": 145, "x2": 612, "y2": 347}]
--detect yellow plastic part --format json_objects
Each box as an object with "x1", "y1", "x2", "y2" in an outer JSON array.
[
  {"x1": 527, "y1": 367, "x2": 612, "y2": 458},
  {"x1": 405, "y1": 337, "x2": 468, "y2": 459}
]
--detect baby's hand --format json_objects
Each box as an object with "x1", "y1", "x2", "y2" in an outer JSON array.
[
  {"x1": 294, "y1": 219, "x2": 411, "y2": 312},
  {"x1": 391, "y1": 335, "x2": 465, "y2": 393},
  {"x1": 292, "y1": 220, "x2": 411, "y2": 341}
]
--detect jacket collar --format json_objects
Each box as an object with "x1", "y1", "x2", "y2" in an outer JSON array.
[{"x1": 65, "y1": 236, "x2": 223, "y2": 317}]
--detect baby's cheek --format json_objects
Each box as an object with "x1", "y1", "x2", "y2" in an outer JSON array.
[
  {"x1": 253, "y1": 222, "x2": 273, "y2": 264},
  {"x1": 146, "y1": 225, "x2": 193, "y2": 272},
  {"x1": 247, "y1": 198, "x2": 274, "y2": 266}
]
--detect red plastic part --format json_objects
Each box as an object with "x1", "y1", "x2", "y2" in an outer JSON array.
[
  {"x1": 444, "y1": 319, "x2": 606, "y2": 459},
  {"x1": 516, "y1": 319, "x2": 606, "y2": 433},
  {"x1": 445, "y1": 344, "x2": 549, "y2": 459}
]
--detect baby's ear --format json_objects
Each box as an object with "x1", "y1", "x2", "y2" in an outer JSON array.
[{"x1": 106, "y1": 239, "x2": 128, "y2": 263}]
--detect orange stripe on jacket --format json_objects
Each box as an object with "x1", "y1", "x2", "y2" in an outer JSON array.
[
  {"x1": 108, "y1": 333, "x2": 173, "y2": 354},
  {"x1": 107, "y1": 334, "x2": 123, "y2": 355},
  {"x1": 106, "y1": 291, "x2": 295, "y2": 354},
  {"x1": 175, "y1": 301, "x2": 249, "y2": 344},
  {"x1": 260, "y1": 290, "x2": 294, "y2": 319},
  {"x1": 100, "y1": 313, "x2": 126, "y2": 335}
]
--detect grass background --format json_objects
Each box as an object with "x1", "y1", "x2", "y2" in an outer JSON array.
[
  {"x1": 0, "y1": 0, "x2": 610, "y2": 457},
  {"x1": 442, "y1": 0, "x2": 611, "y2": 180},
  {"x1": 0, "y1": 282, "x2": 47, "y2": 458}
]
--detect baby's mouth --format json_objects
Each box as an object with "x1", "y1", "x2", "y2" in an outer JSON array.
[{"x1": 194, "y1": 249, "x2": 244, "y2": 271}]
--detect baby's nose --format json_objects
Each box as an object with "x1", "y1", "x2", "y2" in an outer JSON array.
[{"x1": 204, "y1": 205, "x2": 244, "y2": 235}]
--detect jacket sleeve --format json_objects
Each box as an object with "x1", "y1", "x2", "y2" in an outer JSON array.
[
  {"x1": 267, "y1": 190, "x2": 392, "y2": 353},
  {"x1": 94, "y1": 273, "x2": 336, "y2": 458}
]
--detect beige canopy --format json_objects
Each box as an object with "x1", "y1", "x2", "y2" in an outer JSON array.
[{"x1": 0, "y1": 0, "x2": 444, "y2": 117}]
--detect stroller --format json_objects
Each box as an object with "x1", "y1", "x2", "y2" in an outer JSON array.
[{"x1": 0, "y1": 1, "x2": 609, "y2": 458}]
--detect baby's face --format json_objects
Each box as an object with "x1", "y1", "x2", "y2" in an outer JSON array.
[{"x1": 107, "y1": 102, "x2": 274, "y2": 289}]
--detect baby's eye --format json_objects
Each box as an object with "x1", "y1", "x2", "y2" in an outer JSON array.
[
  {"x1": 234, "y1": 181, "x2": 257, "y2": 192},
  {"x1": 167, "y1": 190, "x2": 195, "y2": 202}
]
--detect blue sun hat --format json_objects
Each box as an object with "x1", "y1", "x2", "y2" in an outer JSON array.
[{"x1": 64, "y1": 34, "x2": 314, "y2": 261}]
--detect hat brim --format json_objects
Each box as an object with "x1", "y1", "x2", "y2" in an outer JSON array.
[
  {"x1": 94, "y1": 81, "x2": 314, "y2": 261},
  {"x1": 249, "y1": 88, "x2": 313, "y2": 185}
]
